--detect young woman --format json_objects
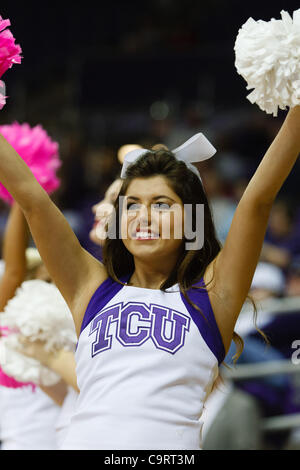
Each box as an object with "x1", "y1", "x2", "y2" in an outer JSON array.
[
  {"x1": 0, "y1": 204, "x2": 62, "y2": 450},
  {"x1": 0, "y1": 106, "x2": 299, "y2": 449}
]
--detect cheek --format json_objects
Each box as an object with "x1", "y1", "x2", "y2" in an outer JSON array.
[
  {"x1": 120, "y1": 212, "x2": 128, "y2": 239},
  {"x1": 160, "y1": 210, "x2": 184, "y2": 238},
  {"x1": 120, "y1": 211, "x2": 138, "y2": 239}
]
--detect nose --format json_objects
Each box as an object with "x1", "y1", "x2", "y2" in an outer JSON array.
[{"x1": 137, "y1": 204, "x2": 152, "y2": 228}]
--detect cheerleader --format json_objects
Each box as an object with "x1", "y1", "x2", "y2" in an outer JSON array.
[
  {"x1": 0, "y1": 98, "x2": 298, "y2": 449},
  {"x1": 0, "y1": 204, "x2": 62, "y2": 450},
  {"x1": 17, "y1": 336, "x2": 80, "y2": 448}
]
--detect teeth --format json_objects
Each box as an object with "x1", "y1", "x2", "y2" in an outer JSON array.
[{"x1": 135, "y1": 232, "x2": 158, "y2": 239}]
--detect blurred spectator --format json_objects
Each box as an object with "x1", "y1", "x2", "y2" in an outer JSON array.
[
  {"x1": 261, "y1": 199, "x2": 300, "y2": 272},
  {"x1": 202, "y1": 377, "x2": 263, "y2": 450},
  {"x1": 286, "y1": 257, "x2": 300, "y2": 297},
  {"x1": 89, "y1": 178, "x2": 123, "y2": 250},
  {"x1": 250, "y1": 262, "x2": 285, "y2": 302},
  {"x1": 199, "y1": 163, "x2": 237, "y2": 245},
  {"x1": 226, "y1": 335, "x2": 296, "y2": 449}
]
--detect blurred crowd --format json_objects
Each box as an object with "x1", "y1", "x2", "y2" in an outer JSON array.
[{"x1": 0, "y1": 92, "x2": 299, "y2": 451}]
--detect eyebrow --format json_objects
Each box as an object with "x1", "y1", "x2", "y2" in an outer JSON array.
[{"x1": 126, "y1": 195, "x2": 177, "y2": 203}]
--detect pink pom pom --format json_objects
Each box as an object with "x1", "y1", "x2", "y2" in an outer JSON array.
[
  {"x1": 0, "y1": 327, "x2": 36, "y2": 391},
  {"x1": 0, "y1": 15, "x2": 22, "y2": 78},
  {"x1": 0, "y1": 122, "x2": 61, "y2": 204},
  {"x1": 0, "y1": 366, "x2": 36, "y2": 391}
]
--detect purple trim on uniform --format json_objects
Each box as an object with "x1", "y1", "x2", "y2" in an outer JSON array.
[
  {"x1": 80, "y1": 274, "x2": 130, "y2": 335},
  {"x1": 180, "y1": 279, "x2": 225, "y2": 365}
]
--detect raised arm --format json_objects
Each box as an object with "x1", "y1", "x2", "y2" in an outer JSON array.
[
  {"x1": 205, "y1": 106, "x2": 300, "y2": 353},
  {"x1": 0, "y1": 135, "x2": 108, "y2": 335},
  {"x1": 0, "y1": 203, "x2": 28, "y2": 311}
]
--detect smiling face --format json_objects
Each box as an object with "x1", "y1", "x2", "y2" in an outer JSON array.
[
  {"x1": 120, "y1": 176, "x2": 185, "y2": 264},
  {"x1": 103, "y1": 150, "x2": 221, "y2": 288}
]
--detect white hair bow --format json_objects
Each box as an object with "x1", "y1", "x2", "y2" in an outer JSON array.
[{"x1": 120, "y1": 133, "x2": 216, "y2": 179}]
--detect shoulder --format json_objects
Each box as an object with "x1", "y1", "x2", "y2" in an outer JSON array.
[
  {"x1": 177, "y1": 268, "x2": 225, "y2": 365},
  {"x1": 71, "y1": 262, "x2": 109, "y2": 337},
  {"x1": 72, "y1": 268, "x2": 131, "y2": 337}
]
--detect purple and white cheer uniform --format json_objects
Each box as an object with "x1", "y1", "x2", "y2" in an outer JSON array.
[{"x1": 61, "y1": 274, "x2": 225, "y2": 450}]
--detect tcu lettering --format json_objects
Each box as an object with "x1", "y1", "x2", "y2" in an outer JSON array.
[{"x1": 89, "y1": 302, "x2": 190, "y2": 356}]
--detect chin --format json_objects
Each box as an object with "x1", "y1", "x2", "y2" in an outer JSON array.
[{"x1": 128, "y1": 241, "x2": 177, "y2": 261}]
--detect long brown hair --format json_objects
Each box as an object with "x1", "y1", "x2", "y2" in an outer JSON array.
[{"x1": 102, "y1": 148, "x2": 244, "y2": 361}]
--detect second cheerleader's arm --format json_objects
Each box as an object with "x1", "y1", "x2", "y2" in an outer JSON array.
[
  {"x1": 40, "y1": 380, "x2": 69, "y2": 407},
  {"x1": 18, "y1": 337, "x2": 79, "y2": 393},
  {"x1": 45, "y1": 349, "x2": 79, "y2": 393},
  {"x1": 39, "y1": 348, "x2": 79, "y2": 394},
  {"x1": 0, "y1": 135, "x2": 107, "y2": 336},
  {"x1": 0, "y1": 202, "x2": 28, "y2": 312},
  {"x1": 205, "y1": 106, "x2": 300, "y2": 353}
]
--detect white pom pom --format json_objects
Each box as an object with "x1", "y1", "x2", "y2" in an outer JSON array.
[
  {"x1": 0, "y1": 280, "x2": 77, "y2": 386},
  {"x1": 0, "y1": 335, "x2": 60, "y2": 386},
  {"x1": 234, "y1": 9, "x2": 300, "y2": 116}
]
